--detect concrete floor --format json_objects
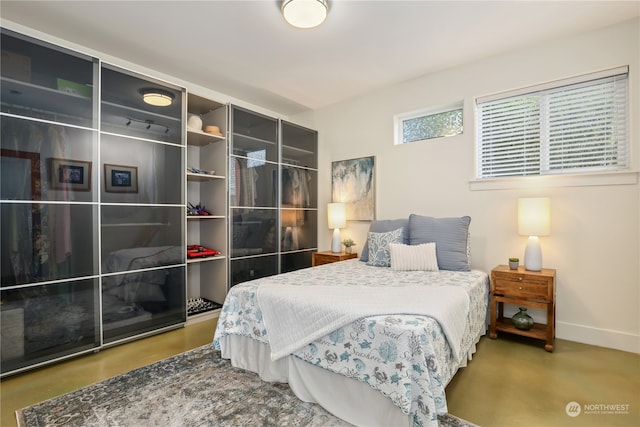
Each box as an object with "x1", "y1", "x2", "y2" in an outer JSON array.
[{"x1": 1, "y1": 319, "x2": 638, "y2": 427}]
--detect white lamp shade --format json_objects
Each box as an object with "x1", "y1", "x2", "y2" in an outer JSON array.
[
  {"x1": 518, "y1": 197, "x2": 550, "y2": 271},
  {"x1": 327, "y1": 203, "x2": 346, "y2": 229},
  {"x1": 518, "y1": 198, "x2": 550, "y2": 237},
  {"x1": 328, "y1": 203, "x2": 346, "y2": 253},
  {"x1": 282, "y1": 0, "x2": 328, "y2": 29}
]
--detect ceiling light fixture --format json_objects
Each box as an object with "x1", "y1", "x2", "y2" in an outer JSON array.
[
  {"x1": 282, "y1": 0, "x2": 328, "y2": 29},
  {"x1": 140, "y1": 88, "x2": 175, "y2": 107}
]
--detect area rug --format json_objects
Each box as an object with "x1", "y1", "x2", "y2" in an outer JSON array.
[{"x1": 16, "y1": 345, "x2": 477, "y2": 427}]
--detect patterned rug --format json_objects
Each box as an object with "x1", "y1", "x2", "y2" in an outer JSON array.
[{"x1": 16, "y1": 345, "x2": 477, "y2": 427}]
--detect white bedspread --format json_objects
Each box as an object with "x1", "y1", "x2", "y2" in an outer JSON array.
[
  {"x1": 257, "y1": 282, "x2": 469, "y2": 362},
  {"x1": 215, "y1": 261, "x2": 490, "y2": 427}
]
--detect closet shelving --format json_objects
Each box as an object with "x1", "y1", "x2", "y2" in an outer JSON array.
[{"x1": 185, "y1": 94, "x2": 228, "y2": 321}]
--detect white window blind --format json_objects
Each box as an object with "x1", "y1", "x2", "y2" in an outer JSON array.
[{"x1": 476, "y1": 67, "x2": 628, "y2": 179}]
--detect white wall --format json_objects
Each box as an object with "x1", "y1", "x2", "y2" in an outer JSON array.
[{"x1": 299, "y1": 18, "x2": 640, "y2": 353}]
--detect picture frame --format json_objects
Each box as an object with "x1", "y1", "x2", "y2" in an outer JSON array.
[
  {"x1": 331, "y1": 156, "x2": 375, "y2": 221},
  {"x1": 3, "y1": 149, "x2": 42, "y2": 199},
  {"x1": 104, "y1": 163, "x2": 138, "y2": 193},
  {"x1": 49, "y1": 157, "x2": 91, "y2": 191}
]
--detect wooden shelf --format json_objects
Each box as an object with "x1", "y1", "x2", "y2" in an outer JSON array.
[
  {"x1": 186, "y1": 255, "x2": 226, "y2": 264},
  {"x1": 187, "y1": 94, "x2": 224, "y2": 116},
  {"x1": 232, "y1": 132, "x2": 276, "y2": 147},
  {"x1": 1, "y1": 77, "x2": 93, "y2": 124},
  {"x1": 494, "y1": 317, "x2": 547, "y2": 340},
  {"x1": 186, "y1": 215, "x2": 225, "y2": 220},
  {"x1": 186, "y1": 172, "x2": 225, "y2": 182},
  {"x1": 187, "y1": 129, "x2": 225, "y2": 146}
]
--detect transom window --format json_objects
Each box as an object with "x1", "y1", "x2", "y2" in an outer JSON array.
[
  {"x1": 476, "y1": 67, "x2": 629, "y2": 179},
  {"x1": 394, "y1": 105, "x2": 463, "y2": 144}
]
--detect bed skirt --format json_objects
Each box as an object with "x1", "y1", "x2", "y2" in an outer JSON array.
[{"x1": 218, "y1": 329, "x2": 484, "y2": 427}]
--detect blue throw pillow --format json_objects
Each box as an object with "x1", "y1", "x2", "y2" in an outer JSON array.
[
  {"x1": 408, "y1": 214, "x2": 471, "y2": 271},
  {"x1": 366, "y1": 228, "x2": 403, "y2": 267},
  {"x1": 360, "y1": 218, "x2": 409, "y2": 262}
]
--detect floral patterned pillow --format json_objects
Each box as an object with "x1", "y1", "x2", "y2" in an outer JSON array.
[{"x1": 366, "y1": 228, "x2": 403, "y2": 267}]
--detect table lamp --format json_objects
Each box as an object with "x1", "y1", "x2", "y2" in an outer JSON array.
[
  {"x1": 282, "y1": 209, "x2": 303, "y2": 251},
  {"x1": 328, "y1": 203, "x2": 346, "y2": 253},
  {"x1": 518, "y1": 197, "x2": 550, "y2": 271}
]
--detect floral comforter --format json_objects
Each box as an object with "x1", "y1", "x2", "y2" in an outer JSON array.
[{"x1": 213, "y1": 260, "x2": 489, "y2": 427}]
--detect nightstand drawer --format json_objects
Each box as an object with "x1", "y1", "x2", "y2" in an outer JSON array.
[
  {"x1": 312, "y1": 251, "x2": 358, "y2": 266},
  {"x1": 314, "y1": 254, "x2": 337, "y2": 266},
  {"x1": 493, "y1": 278, "x2": 550, "y2": 300}
]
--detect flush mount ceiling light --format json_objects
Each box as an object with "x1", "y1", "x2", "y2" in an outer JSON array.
[
  {"x1": 282, "y1": 0, "x2": 328, "y2": 29},
  {"x1": 140, "y1": 88, "x2": 175, "y2": 107}
]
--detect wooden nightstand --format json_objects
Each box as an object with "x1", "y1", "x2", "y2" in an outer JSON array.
[
  {"x1": 490, "y1": 265, "x2": 556, "y2": 351},
  {"x1": 312, "y1": 251, "x2": 358, "y2": 266}
]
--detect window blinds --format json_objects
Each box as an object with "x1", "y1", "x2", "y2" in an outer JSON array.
[{"x1": 476, "y1": 67, "x2": 628, "y2": 179}]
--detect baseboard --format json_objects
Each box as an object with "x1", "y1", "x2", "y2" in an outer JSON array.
[{"x1": 557, "y1": 321, "x2": 640, "y2": 354}]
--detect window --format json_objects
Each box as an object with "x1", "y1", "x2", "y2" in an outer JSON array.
[
  {"x1": 395, "y1": 105, "x2": 463, "y2": 144},
  {"x1": 476, "y1": 67, "x2": 629, "y2": 179}
]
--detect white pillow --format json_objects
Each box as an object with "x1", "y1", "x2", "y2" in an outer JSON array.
[{"x1": 389, "y1": 242, "x2": 439, "y2": 271}]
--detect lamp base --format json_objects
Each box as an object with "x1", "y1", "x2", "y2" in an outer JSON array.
[
  {"x1": 331, "y1": 228, "x2": 341, "y2": 253},
  {"x1": 524, "y1": 236, "x2": 542, "y2": 271}
]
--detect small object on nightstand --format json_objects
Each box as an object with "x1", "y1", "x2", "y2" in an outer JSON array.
[
  {"x1": 508, "y1": 257, "x2": 519, "y2": 270},
  {"x1": 312, "y1": 250, "x2": 357, "y2": 266},
  {"x1": 512, "y1": 307, "x2": 534, "y2": 330},
  {"x1": 342, "y1": 238, "x2": 356, "y2": 254}
]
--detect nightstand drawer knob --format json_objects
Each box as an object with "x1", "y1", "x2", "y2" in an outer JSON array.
[
  {"x1": 518, "y1": 277, "x2": 523, "y2": 281},
  {"x1": 519, "y1": 286, "x2": 523, "y2": 290}
]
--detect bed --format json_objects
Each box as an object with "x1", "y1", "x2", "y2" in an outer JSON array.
[
  {"x1": 102, "y1": 245, "x2": 183, "y2": 330},
  {"x1": 213, "y1": 215, "x2": 489, "y2": 427}
]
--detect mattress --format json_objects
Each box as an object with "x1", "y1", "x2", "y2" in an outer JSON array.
[{"x1": 213, "y1": 259, "x2": 489, "y2": 427}]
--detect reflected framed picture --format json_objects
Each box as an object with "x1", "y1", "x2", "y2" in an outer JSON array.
[
  {"x1": 49, "y1": 158, "x2": 91, "y2": 191},
  {"x1": 331, "y1": 156, "x2": 375, "y2": 221},
  {"x1": 104, "y1": 164, "x2": 138, "y2": 193}
]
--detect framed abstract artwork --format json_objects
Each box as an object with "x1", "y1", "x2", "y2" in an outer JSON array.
[{"x1": 331, "y1": 156, "x2": 375, "y2": 221}]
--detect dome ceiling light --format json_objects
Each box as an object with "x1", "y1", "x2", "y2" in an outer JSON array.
[
  {"x1": 282, "y1": 0, "x2": 328, "y2": 29},
  {"x1": 140, "y1": 88, "x2": 175, "y2": 107}
]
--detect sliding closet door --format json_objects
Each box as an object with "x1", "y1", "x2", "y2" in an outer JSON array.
[
  {"x1": 0, "y1": 29, "x2": 100, "y2": 375},
  {"x1": 100, "y1": 64, "x2": 186, "y2": 343},
  {"x1": 227, "y1": 107, "x2": 318, "y2": 288},
  {"x1": 228, "y1": 106, "x2": 279, "y2": 287},
  {"x1": 280, "y1": 120, "x2": 318, "y2": 273}
]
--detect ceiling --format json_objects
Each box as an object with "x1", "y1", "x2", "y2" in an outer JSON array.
[{"x1": 1, "y1": 1, "x2": 638, "y2": 116}]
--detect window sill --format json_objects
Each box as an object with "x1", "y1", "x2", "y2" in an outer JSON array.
[{"x1": 469, "y1": 171, "x2": 638, "y2": 191}]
